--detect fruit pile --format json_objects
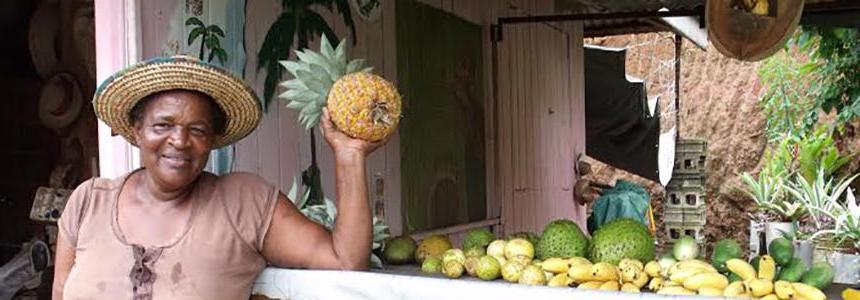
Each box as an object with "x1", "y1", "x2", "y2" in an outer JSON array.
[{"x1": 380, "y1": 219, "x2": 835, "y2": 299}]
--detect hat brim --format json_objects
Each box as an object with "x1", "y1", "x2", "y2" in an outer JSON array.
[{"x1": 93, "y1": 56, "x2": 262, "y2": 149}]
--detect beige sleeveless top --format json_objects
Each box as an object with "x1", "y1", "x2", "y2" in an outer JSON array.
[{"x1": 59, "y1": 171, "x2": 279, "y2": 300}]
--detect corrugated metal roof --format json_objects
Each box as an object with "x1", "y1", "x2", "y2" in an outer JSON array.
[
  {"x1": 554, "y1": 0, "x2": 706, "y2": 37},
  {"x1": 571, "y1": 0, "x2": 705, "y2": 13}
]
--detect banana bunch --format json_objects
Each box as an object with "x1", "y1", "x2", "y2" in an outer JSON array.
[
  {"x1": 736, "y1": 0, "x2": 771, "y2": 15},
  {"x1": 723, "y1": 256, "x2": 827, "y2": 300},
  {"x1": 540, "y1": 256, "x2": 594, "y2": 287},
  {"x1": 564, "y1": 258, "x2": 651, "y2": 292},
  {"x1": 540, "y1": 257, "x2": 576, "y2": 287}
]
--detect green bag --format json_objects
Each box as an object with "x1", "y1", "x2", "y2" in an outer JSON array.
[{"x1": 587, "y1": 180, "x2": 651, "y2": 234}]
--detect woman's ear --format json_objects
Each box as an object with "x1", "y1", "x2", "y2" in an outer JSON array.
[{"x1": 132, "y1": 120, "x2": 143, "y2": 144}]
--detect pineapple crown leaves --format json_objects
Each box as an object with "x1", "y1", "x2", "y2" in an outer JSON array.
[{"x1": 278, "y1": 34, "x2": 373, "y2": 130}]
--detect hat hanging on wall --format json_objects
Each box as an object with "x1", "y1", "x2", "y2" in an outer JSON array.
[
  {"x1": 73, "y1": 4, "x2": 96, "y2": 81},
  {"x1": 39, "y1": 73, "x2": 83, "y2": 129},
  {"x1": 706, "y1": 0, "x2": 804, "y2": 61},
  {"x1": 28, "y1": 0, "x2": 61, "y2": 79}
]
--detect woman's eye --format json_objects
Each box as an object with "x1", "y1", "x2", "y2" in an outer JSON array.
[{"x1": 190, "y1": 128, "x2": 207, "y2": 136}]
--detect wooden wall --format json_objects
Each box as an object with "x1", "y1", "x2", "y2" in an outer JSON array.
[
  {"x1": 497, "y1": 21, "x2": 587, "y2": 234},
  {"x1": 237, "y1": 0, "x2": 587, "y2": 237}
]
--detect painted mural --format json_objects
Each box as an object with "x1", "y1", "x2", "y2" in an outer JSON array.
[
  {"x1": 397, "y1": 0, "x2": 486, "y2": 232},
  {"x1": 157, "y1": 0, "x2": 247, "y2": 174}
]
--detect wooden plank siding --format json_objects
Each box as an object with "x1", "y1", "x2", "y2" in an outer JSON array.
[
  {"x1": 495, "y1": 15, "x2": 587, "y2": 234},
  {"x1": 237, "y1": 0, "x2": 587, "y2": 237}
]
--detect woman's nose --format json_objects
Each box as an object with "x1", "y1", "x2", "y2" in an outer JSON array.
[{"x1": 168, "y1": 127, "x2": 191, "y2": 148}]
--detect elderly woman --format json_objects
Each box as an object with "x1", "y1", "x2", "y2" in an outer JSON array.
[{"x1": 52, "y1": 56, "x2": 381, "y2": 299}]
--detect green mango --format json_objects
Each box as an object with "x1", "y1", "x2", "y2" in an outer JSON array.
[
  {"x1": 801, "y1": 262, "x2": 835, "y2": 290},
  {"x1": 776, "y1": 257, "x2": 805, "y2": 282},
  {"x1": 711, "y1": 239, "x2": 743, "y2": 273},
  {"x1": 768, "y1": 238, "x2": 795, "y2": 266}
]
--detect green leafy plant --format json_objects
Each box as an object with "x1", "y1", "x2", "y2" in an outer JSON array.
[
  {"x1": 805, "y1": 181, "x2": 860, "y2": 252},
  {"x1": 757, "y1": 47, "x2": 817, "y2": 141},
  {"x1": 795, "y1": 127, "x2": 853, "y2": 183},
  {"x1": 740, "y1": 170, "x2": 800, "y2": 222},
  {"x1": 287, "y1": 177, "x2": 389, "y2": 268},
  {"x1": 185, "y1": 17, "x2": 227, "y2": 64},
  {"x1": 794, "y1": 27, "x2": 860, "y2": 125},
  {"x1": 786, "y1": 168, "x2": 859, "y2": 234}
]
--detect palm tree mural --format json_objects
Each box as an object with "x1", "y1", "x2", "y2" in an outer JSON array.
[{"x1": 257, "y1": 0, "x2": 356, "y2": 206}]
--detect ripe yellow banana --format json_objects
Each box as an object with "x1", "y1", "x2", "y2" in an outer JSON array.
[
  {"x1": 758, "y1": 255, "x2": 776, "y2": 280},
  {"x1": 745, "y1": 278, "x2": 774, "y2": 297},
  {"x1": 599, "y1": 280, "x2": 620, "y2": 291},
  {"x1": 618, "y1": 259, "x2": 644, "y2": 271},
  {"x1": 727, "y1": 258, "x2": 757, "y2": 281},
  {"x1": 774, "y1": 281, "x2": 794, "y2": 299},
  {"x1": 752, "y1": 0, "x2": 769, "y2": 15},
  {"x1": 632, "y1": 272, "x2": 650, "y2": 288},
  {"x1": 657, "y1": 286, "x2": 696, "y2": 295},
  {"x1": 759, "y1": 294, "x2": 779, "y2": 300},
  {"x1": 648, "y1": 277, "x2": 665, "y2": 291},
  {"x1": 791, "y1": 282, "x2": 826, "y2": 300},
  {"x1": 698, "y1": 287, "x2": 724, "y2": 296},
  {"x1": 724, "y1": 281, "x2": 746, "y2": 297},
  {"x1": 547, "y1": 273, "x2": 573, "y2": 287},
  {"x1": 567, "y1": 263, "x2": 594, "y2": 283},
  {"x1": 621, "y1": 282, "x2": 641, "y2": 293},
  {"x1": 683, "y1": 272, "x2": 729, "y2": 291},
  {"x1": 670, "y1": 267, "x2": 706, "y2": 283},
  {"x1": 568, "y1": 257, "x2": 591, "y2": 266},
  {"x1": 644, "y1": 261, "x2": 662, "y2": 278},
  {"x1": 591, "y1": 262, "x2": 619, "y2": 281},
  {"x1": 577, "y1": 281, "x2": 605, "y2": 289},
  {"x1": 541, "y1": 257, "x2": 570, "y2": 274},
  {"x1": 679, "y1": 259, "x2": 718, "y2": 273},
  {"x1": 618, "y1": 259, "x2": 644, "y2": 283}
]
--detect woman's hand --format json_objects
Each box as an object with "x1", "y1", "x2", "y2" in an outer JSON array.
[{"x1": 320, "y1": 108, "x2": 388, "y2": 157}]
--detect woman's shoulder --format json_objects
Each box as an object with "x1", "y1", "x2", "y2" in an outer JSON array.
[
  {"x1": 212, "y1": 172, "x2": 274, "y2": 190},
  {"x1": 70, "y1": 175, "x2": 123, "y2": 196}
]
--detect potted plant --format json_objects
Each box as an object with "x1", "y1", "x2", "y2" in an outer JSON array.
[
  {"x1": 740, "y1": 169, "x2": 803, "y2": 249},
  {"x1": 791, "y1": 169, "x2": 859, "y2": 284}
]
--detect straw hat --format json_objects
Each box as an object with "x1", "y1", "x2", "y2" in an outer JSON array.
[
  {"x1": 93, "y1": 56, "x2": 262, "y2": 148},
  {"x1": 39, "y1": 73, "x2": 83, "y2": 129},
  {"x1": 28, "y1": 0, "x2": 60, "y2": 78}
]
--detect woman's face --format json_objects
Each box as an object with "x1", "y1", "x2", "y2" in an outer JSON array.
[{"x1": 133, "y1": 90, "x2": 216, "y2": 191}]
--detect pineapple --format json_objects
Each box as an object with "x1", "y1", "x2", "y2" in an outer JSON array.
[{"x1": 280, "y1": 34, "x2": 401, "y2": 141}]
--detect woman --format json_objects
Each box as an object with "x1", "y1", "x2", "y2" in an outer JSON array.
[{"x1": 52, "y1": 56, "x2": 382, "y2": 299}]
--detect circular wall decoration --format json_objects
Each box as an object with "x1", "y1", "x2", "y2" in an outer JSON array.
[{"x1": 350, "y1": 0, "x2": 383, "y2": 23}]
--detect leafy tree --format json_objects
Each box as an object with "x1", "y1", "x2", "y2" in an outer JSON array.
[{"x1": 796, "y1": 27, "x2": 860, "y2": 125}]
